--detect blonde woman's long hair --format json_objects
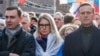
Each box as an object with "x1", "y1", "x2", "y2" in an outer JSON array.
[{"x1": 34, "y1": 13, "x2": 63, "y2": 42}]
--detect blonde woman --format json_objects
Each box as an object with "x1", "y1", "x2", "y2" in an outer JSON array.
[
  {"x1": 59, "y1": 24, "x2": 79, "y2": 39},
  {"x1": 34, "y1": 13, "x2": 63, "y2": 56}
]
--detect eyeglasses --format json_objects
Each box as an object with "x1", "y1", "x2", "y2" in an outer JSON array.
[{"x1": 39, "y1": 24, "x2": 50, "y2": 27}]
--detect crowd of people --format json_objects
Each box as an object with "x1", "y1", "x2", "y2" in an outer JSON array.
[{"x1": 0, "y1": 2, "x2": 100, "y2": 56}]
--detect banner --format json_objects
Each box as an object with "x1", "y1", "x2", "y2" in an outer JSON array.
[{"x1": 60, "y1": 0, "x2": 87, "y2": 4}]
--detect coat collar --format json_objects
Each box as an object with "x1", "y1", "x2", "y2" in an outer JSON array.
[
  {"x1": 78, "y1": 25, "x2": 99, "y2": 55},
  {"x1": 2, "y1": 27, "x2": 23, "y2": 49}
]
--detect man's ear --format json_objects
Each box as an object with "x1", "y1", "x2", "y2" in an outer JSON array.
[{"x1": 19, "y1": 16, "x2": 23, "y2": 22}]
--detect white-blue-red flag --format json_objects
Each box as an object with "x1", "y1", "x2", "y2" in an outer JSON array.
[{"x1": 94, "y1": 0, "x2": 100, "y2": 14}]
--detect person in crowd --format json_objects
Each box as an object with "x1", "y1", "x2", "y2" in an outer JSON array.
[
  {"x1": 72, "y1": 18, "x2": 81, "y2": 26},
  {"x1": 0, "y1": 18, "x2": 6, "y2": 30},
  {"x1": 30, "y1": 17, "x2": 38, "y2": 34},
  {"x1": 95, "y1": 13, "x2": 100, "y2": 29},
  {"x1": 54, "y1": 12, "x2": 64, "y2": 30},
  {"x1": 0, "y1": 18, "x2": 6, "y2": 36},
  {"x1": 63, "y1": 3, "x2": 100, "y2": 56},
  {"x1": 29, "y1": 12, "x2": 36, "y2": 18},
  {"x1": 93, "y1": 20, "x2": 98, "y2": 28},
  {"x1": 22, "y1": 12, "x2": 31, "y2": 32},
  {"x1": 64, "y1": 13, "x2": 74, "y2": 24},
  {"x1": 22, "y1": 12, "x2": 37, "y2": 34},
  {"x1": 34, "y1": 13, "x2": 63, "y2": 56},
  {"x1": 0, "y1": 6, "x2": 36, "y2": 56},
  {"x1": 59, "y1": 24, "x2": 79, "y2": 39}
]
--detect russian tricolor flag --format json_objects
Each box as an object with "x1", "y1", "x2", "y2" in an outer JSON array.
[
  {"x1": 60, "y1": 0, "x2": 87, "y2": 17},
  {"x1": 60, "y1": 0, "x2": 87, "y2": 4},
  {"x1": 69, "y1": 3, "x2": 80, "y2": 17},
  {"x1": 94, "y1": 0, "x2": 100, "y2": 14}
]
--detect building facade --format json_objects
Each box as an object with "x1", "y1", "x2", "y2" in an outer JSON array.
[
  {"x1": 0, "y1": 0, "x2": 93, "y2": 17},
  {"x1": 0, "y1": 0, "x2": 55, "y2": 17},
  {"x1": 0, "y1": 0, "x2": 9, "y2": 17},
  {"x1": 56, "y1": 0, "x2": 71, "y2": 14}
]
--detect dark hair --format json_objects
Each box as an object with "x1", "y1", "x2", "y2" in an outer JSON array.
[
  {"x1": 64, "y1": 13, "x2": 74, "y2": 24},
  {"x1": 6, "y1": 6, "x2": 22, "y2": 17},
  {"x1": 31, "y1": 17, "x2": 38, "y2": 22},
  {"x1": 78, "y1": 3, "x2": 94, "y2": 13}
]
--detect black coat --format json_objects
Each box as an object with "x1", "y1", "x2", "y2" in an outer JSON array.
[
  {"x1": 0, "y1": 28, "x2": 36, "y2": 56},
  {"x1": 63, "y1": 26, "x2": 100, "y2": 56}
]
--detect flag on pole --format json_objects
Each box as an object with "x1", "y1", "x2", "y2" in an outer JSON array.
[
  {"x1": 60, "y1": 0, "x2": 87, "y2": 4},
  {"x1": 18, "y1": 0, "x2": 25, "y2": 5},
  {"x1": 69, "y1": 3, "x2": 80, "y2": 14},
  {"x1": 94, "y1": 0, "x2": 99, "y2": 14},
  {"x1": 69, "y1": 3, "x2": 80, "y2": 17}
]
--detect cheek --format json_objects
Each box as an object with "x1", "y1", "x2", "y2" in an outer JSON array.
[
  {"x1": 39, "y1": 27, "x2": 42, "y2": 31},
  {"x1": 12, "y1": 19, "x2": 19, "y2": 23},
  {"x1": 23, "y1": 24, "x2": 27, "y2": 27},
  {"x1": 80, "y1": 18, "x2": 86, "y2": 22},
  {"x1": 15, "y1": 21, "x2": 19, "y2": 24},
  {"x1": 48, "y1": 28, "x2": 51, "y2": 32},
  {"x1": 25, "y1": 23, "x2": 29, "y2": 26}
]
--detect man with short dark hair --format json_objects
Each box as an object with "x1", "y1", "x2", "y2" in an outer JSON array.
[
  {"x1": 0, "y1": 6, "x2": 36, "y2": 56},
  {"x1": 63, "y1": 3, "x2": 100, "y2": 56},
  {"x1": 64, "y1": 13, "x2": 74, "y2": 24}
]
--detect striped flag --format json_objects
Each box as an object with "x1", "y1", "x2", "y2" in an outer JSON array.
[
  {"x1": 94, "y1": 0, "x2": 100, "y2": 14},
  {"x1": 60, "y1": 0, "x2": 87, "y2": 4},
  {"x1": 69, "y1": 3, "x2": 80, "y2": 15},
  {"x1": 69, "y1": 3, "x2": 81, "y2": 17}
]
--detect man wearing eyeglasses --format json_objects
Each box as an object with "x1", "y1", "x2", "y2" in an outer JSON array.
[{"x1": 0, "y1": 6, "x2": 36, "y2": 56}]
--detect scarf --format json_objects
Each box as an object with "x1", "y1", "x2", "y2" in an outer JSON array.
[
  {"x1": 35, "y1": 33, "x2": 63, "y2": 56},
  {"x1": 5, "y1": 25, "x2": 22, "y2": 47}
]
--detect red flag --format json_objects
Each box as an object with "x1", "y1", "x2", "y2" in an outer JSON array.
[{"x1": 18, "y1": 0, "x2": 25, "y2": 5}]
